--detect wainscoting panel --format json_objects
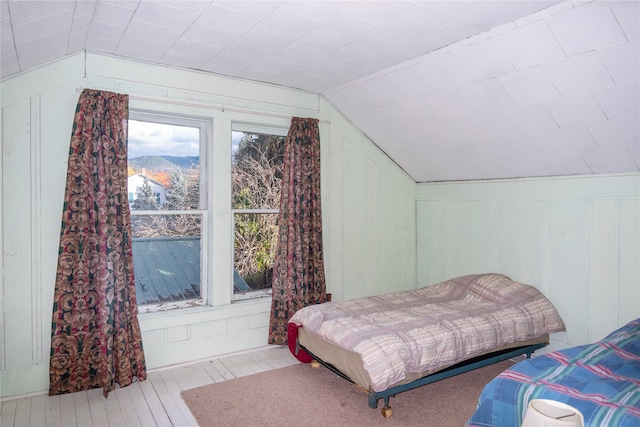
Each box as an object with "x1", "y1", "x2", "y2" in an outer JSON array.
[{"x1": 416, "y1": 174, "x2": 640, "y2": 350}]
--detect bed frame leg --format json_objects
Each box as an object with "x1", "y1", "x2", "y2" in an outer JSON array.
[
  {"x1": 381, "y1": 396, "x2": 393, "y2": 418},
  {"x1": 368, "y1": 391, "x2": 394, "y2": 418}
]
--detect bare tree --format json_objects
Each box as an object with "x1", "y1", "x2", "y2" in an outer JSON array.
[{"x1": 232, "y1": 135, "x2": 284, "y2": 289}]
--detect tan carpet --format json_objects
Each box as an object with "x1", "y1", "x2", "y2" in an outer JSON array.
[{"x1": 181, "y1": 359, "x2": 514, "y2": 427}]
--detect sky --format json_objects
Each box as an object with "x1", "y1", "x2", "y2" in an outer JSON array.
[
  {"x1": 128, "y1": 119, "x2": 200, "y2": 159},
  {"x1": 128, "y1": 120, "x2": 246, "y2": 159}
]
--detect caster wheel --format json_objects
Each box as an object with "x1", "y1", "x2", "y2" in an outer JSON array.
[
  {"x1": 311, "y1": 360, "x2": 320, "y2": 368},
  {"x1": 381, "y1": 407, "x2": 393, "y2": 418}
]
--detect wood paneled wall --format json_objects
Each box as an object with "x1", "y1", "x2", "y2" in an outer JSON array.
[
  {"x1": 0, "y1": 53, "x2": 416, "y2": 398},
  {"x1": 416, "y1": 175, "x2": 640, "y2": 351}
]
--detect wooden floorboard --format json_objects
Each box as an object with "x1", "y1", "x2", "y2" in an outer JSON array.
[{"x1": 0, "y1": 345, "x2": 298, "y2": 427}]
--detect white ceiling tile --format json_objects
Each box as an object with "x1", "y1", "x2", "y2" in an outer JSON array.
[
  {"x1": 132, "y1": 1, "x2": 205, "y2": 29},
  {"x1": 467, "y1": 110, "x2": 515, "y2": 138},
  {"x1": 542, "y1": 152, "x2": 593, "y2": 175},
  {"x1": 194, "y1": 4, "x2": 262, "y2": 36},
  {"x1": 597, "y1": 40, "x2": 640, "y2": 85},
  {"x1": 92, "y1": 1, "x2": 136, "y2": 28},
  {"x1": 414, "y1": 52, "x2": 474, "y2": 94},
  {"x1": 413, "y1": 120, "x2": 447, "y2": 144},
  {"x1": 162, "y1": 41, "x2": 222, "y2": 69},
  {"x1": 278, "y1": 1, "x2": 352, "y2": 23},
  {"x1": 545, "y1": 1, "x2": 627, "y2": 57},
  {"x1": 395, "y1": 147, "x2": 456, "y2": 182},
  {"x1": 342, "y1": 1, "x2": 420, "y2": 26},
  {"x1": 316, "y1": 13, "x2": 379, "y2": 45},
  {"x1": 67, "y1": 31, "x2": 88, "y2": 53},
  {"x1": 114, "y1": 37, "x2": 170, "y2": 62},
  {"x1": 460, "y1": 136, "x2": 515, "y2": 162},
  {"x1": 255, "y1": 10, "x2": 321, "y2": 39},
  {"x1": 609, "y1": 0, "x2": 640, "y2": 41},
  {"x1": 263, "y1": 42, "x2": 319, "y2": 68},
  {"x1": 513, "y1": 1, "x2": 572, "y2": 27},
  {"x1": 372, "y1": 18, "x2": 442, "y2": 47},
  {"x1": 628, "y1": 143, "x2": 640, "y2": 168},
  {"x1": 1, "y1": 57, "x2": 20, "y2": 77},
  {"x1": 1, "y1": 0, "x2": 9, "y2": 17},
  {"x1": 424, "y1": 89, "x2": 475, "y2": 120},
  {"x1": 498, "y1": 20, "x2": 565, "y2": 70},
  {"x1": 218, "y1": 1, "x2": 282, "y2": 17},
  {"x1": 541, "y1": 125, "x2": 600, "y2": 154},
  {"x1": 367, "y1": 102, "x2": 418, "y2": 131},
  {"x1": 12, "y1": 11, "x2": 74, "y2": 45},
  {"x1": 483, "y1": 155, "x2": 552, "y2": 179},
  {"x1": 334, "y1": 37, "x2": 408, "y2": 70},
  {"x1": 503, "y1": 130, "x2": 557, "y2": 157},
  {"x1": 544, "y1": 92, "x2": 609, "y2": 128},
  {"x1": 17, "y1": 45, "x2": 67, "y2": 71},
  {"x1": 85, "y1": 36, "x2": 119, "y2": 53},
  {"x1": 87, "y1": 21, "x2": 126, "y2": 42},
  {"x1": 406, "y1": 1, "x2": 485, "y2": 29},
  {"x1": 2, "y1": 25, "x2": 18, "y2": 54},
  {"x1": 14, "y1": 30, "x2": 69, "y2": 57},
  {"x1": 544, "y1": 51, "x2": 615, "y2": 96},
  {"x1": 123, "y1": 20, "x2": 183, "y2": 44},
  {"x1": 477, "y1": 78, "x2": 517, "y2": 112},
  {"x1": 396, "y1": 97, "x2": 438, "y2": 125},
  {"x1": 580, "y1": 148, "x2": 639, "y2": 173},
  {"x1": 498, "y1": 67, "x2": 561, "y2": 105},
  {"x1": 239, "y1": 60, "x2": 294, "y2": 83},
  {"x1": 180, "y1": 24, "x2": 237, "y2": 49},
  {"x1": 234, "y1": 28, "x2": 295, "y2": 56},
  {"x1": 587, "y1": 116, "x2": 640, "y2": 150},
  {"x1": 6, "y1": 0, "x2": 74, "y2": 25},
  {"x1": 503, "y1": 104, "x2": 559, "y2": 133},
  {"x1": 200, "y1": 53, "x2": 252, "y2": 76},
  {"x1": 592, "y1": 82, "x2": 640, "y2": 120},
  {"x1": 454, "y1": 36, "x2": 515, "y2": 81},
  {"x1": 439, "y1": 118, "x2": 480, "y2": 143}
]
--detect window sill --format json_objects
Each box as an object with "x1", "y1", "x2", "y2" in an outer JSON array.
[{"x1": 138, "y1": 295, "x2": 272, "y2": 331}]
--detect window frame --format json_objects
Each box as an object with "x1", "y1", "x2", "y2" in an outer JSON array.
[
  {"x1": 230, "y1": 123, "x2": 287, "y2": 302},
  {"x1": 128, "y1": 110, "x2": 210, "y2": 313}
]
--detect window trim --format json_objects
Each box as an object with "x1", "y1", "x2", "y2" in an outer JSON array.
[
  {"x1": 128, "y1": 110, "x2": 210, "y2": 313},
  {"x1": 231, "y1": 123, "x2": 287, "y2": 302}
]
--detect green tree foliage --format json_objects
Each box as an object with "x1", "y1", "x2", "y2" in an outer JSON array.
[
  {"x1": 132, "y1": 176, "x2": 159, "y2": 210},
  {"x1": 164, "y1": 170, "x2": 188, "y2": 210}
]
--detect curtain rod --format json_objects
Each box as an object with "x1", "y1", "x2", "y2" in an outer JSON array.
[{"x1": 75, "y1": 88, "x2": 330, "y2": 124}]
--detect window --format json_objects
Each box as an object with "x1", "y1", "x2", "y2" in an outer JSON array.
[
  {"x1": 128, "y1": 113, "x2": 208, "y2": 311},
  {"x1": 231, "y1": 125, "x2": 286, "y2": 300}
]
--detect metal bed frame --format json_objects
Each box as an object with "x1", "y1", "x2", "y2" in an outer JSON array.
[{"x1": 299, "y1": 341, "x2": 547, "y2": 418}]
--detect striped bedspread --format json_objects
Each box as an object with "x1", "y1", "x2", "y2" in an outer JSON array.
[
  {"x1": 288, "y1": 273, "x2": 565, "y2": 392},
  {"x1": 466, "y1": 318, "x2": 640, "y2": 427}
]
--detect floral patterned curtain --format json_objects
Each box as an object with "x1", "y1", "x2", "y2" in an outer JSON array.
[
  {"x1": 49, "y1": 89, "x2": 147, "y2": 397},
  {"x1": 269, "y1": 117, "x2": 326, "y2": 345}
]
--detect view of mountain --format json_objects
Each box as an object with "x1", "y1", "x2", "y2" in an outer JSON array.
[{"x1": 129, "y1": 155, "x2": 199, "y2": 172}]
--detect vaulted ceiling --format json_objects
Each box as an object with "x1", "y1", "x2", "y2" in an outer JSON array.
[{"x1": 2, "y1": 1, "x2": 638, "y2": 182}]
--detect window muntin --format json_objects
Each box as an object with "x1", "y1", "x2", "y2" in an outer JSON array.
[
  {"x1": 231, "y1": 128, "x2": 286, "y2": 300},
  {"x1": 128, "y1": 114, "x2": 207, "y2": 311}
]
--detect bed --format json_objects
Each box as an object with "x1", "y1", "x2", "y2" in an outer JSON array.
[
  {"x1": 466, "y1": 318, "x2": 640, "y2": 427},
  {"x1": 287, "y1": 273, "x2": 566, "y2": 416}
]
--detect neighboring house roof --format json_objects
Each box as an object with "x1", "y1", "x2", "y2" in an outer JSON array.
[
  {"x1": 132, "y1": 236, "x2": 251, "y2": 306},
  {"x1": 128, "y1": 173, "x2": 167, "y2": 189}
]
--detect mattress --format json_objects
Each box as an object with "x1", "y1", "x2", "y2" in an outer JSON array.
[
  {"x1": 298, "y1": 326, "x2": 550, "y2": 392},
  {"x1": 466, "y1": 318, "x2": 640, "y2": 427},
  {"x1": 289, "y1": 273, "x2": 566, "y2": 392}
]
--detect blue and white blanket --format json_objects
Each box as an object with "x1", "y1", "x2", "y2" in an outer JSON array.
[{"x1": 466, "y1": 318, "x2": 640, "y2": 427}]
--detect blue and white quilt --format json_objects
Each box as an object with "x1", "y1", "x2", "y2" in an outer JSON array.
[{"x1": 466, "y1": 318, "x2": 640, "y2": 427}]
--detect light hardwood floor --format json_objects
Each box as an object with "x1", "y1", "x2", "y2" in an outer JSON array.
[{"x1": 1, "y1": 346, "x2": 299, "y2": 427}]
